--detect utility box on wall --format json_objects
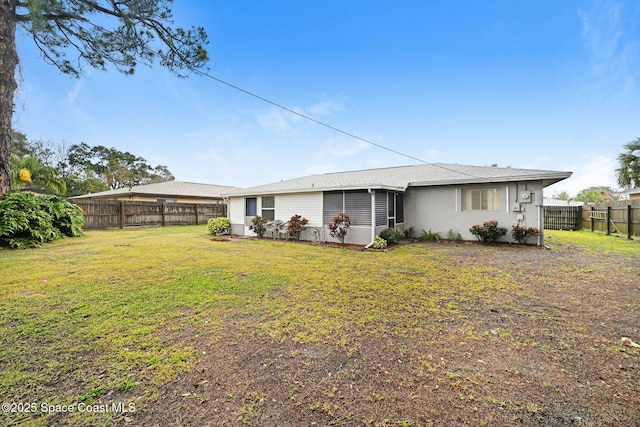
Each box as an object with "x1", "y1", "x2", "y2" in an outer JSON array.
[{"x1": 520, "y1": 192, "x2": 533, "y2": 203}]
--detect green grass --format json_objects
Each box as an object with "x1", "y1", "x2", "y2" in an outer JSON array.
[
  {"x1": 0, "y1": 225, "x2": 637, "y2": 426},
  {"x1": 545, "y1": 229, "x2": 640, "y2": 256}
]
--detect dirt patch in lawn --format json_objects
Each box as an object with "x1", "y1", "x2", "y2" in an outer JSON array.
[{"x1": 134, "y1": 240, "x2": 639, "y2": 426}]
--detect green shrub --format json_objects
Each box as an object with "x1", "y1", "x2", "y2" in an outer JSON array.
[
  {"x1": 379, "y1": 228, "x2": 402, "y2": 245},
  {"x1": 328, "y1": 213, "x2": 350, "y2": 246},
  {"x1": 419, "y1": 228, "x2": 441, "y2": 242},
  {"x1": 446, "y1": 229, "x2": 462, "y2": 241},
  {"x1": 207, "y1": 217, "x2": 231, "y2": 235},
  {"x1": 511, "y1": 225, "x2": 540, "y2": 244},
  {"x1": 403, "y1": 226, "x2": 415, "y2": 238},
  {"x1": 0, "y1": 192, "x2": 84, "y2": 249},
  {"x1": 469, "y1": 220, "x2": 508, "y2": 244},
  {"x1": 372, "y1": 236, "x2": 387, "y2": 249},
  {"x1": 249, "y1": 216, "x2": 268, "y2": 237},
  {"x1": 287, "y1": 214, "x2": 309, "y2": 240}
]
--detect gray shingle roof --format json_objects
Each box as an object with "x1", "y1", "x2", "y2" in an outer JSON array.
[
  {"x1": 70, "y1": 181, "x2": 237, "y2": 199},
  {"x1": 224, "y1": 163, "x2": 572, "y2": 197}
]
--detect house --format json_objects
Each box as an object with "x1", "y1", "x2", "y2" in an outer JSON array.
[
  {"x1": 543, "y1": 198, "x2": 584, "y2": 207},
  {"x1": 70, "y1": 181, "x2": 237, "y2": 204},
  {"x1": 223, "y1": 163, "x2": 572, "y2": 246},
  {"x1": 628, "y1": 188, "x2": 640, "y2": 200}
]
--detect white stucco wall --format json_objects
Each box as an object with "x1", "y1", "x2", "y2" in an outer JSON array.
[{"x1": 405, "y1": 181, "x2": 545, "y2": 243}]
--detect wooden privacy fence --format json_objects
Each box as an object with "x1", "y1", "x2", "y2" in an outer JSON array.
[
  {"x1": 581, "y1": 201, "x2": 640, "y2": 240},
  {"x1": 543, "y1": 206, "x2": 582, "y2": 231},
  {"x1": 71, "y1": 200, "x2": 227, "y2": 229}
]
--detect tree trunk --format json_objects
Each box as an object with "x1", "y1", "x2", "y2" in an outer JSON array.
[{"x1": 0, "y1": 0, "x2": 18, "y2": 199}]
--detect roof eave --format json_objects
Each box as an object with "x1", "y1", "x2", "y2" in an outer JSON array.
[{"x1": 409, "y1": 172, "x2": 573, "y2": 188}]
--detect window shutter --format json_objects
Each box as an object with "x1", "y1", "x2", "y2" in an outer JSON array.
[
  {"x1": 345, "y1": 191, "x2": 371, "y2": 226},
  {"x1": 375, "y1": 191, "x2": 387, "y2": 226},
  {"x1": 323, "y1": 192, "x2": 343, "y2": 225}
]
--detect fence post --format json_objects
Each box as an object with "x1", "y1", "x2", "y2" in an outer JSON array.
[
  {"x1": 194, "y1": 203, "x2": 199, "y2": 225},
  {"x1": 606, "y1": 206, "x2": 611, "y2": 235},
  {"x1": 576, "y1": 206, "x2": 582, "y2": 231},
  {"x1": 590, "y1": 206, "x2": 594, "y2": 232},
  {"x1": 161, "y1": 203, "x2": 166, "y2": 226},
  {"x1": 119, "y1": 201, "x2": 125, "y2": 229},
  {"x1": 628, "y1": 205, "x2": 632, "y2": 240}
]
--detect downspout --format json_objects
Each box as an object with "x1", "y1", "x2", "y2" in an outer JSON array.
[
  {"x1": 365, "y1": 189, "x2": 376, "y2": 249},
  {"x1": 534, "y1": 190, "x2": 544, "y2": 246}
]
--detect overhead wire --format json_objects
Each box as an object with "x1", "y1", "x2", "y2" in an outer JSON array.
[{"x1": 192, "y1": 68, "x2": 480, "y2": 178}]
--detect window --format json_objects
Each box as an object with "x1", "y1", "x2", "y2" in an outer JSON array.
[
  {"x1": 462, "y1": 189, "x2": 499, "y2": 211},
  {"x1": 395, "y1": 193, "x2": 404, "y2": 223},
  {"x1": 261, "y1": 196, "x2": 275, "y2": 221},
  {"x1": 157, "y1": 198, "x2": 177, "y2": 203},
  {"x1": 323, "y1": 190, "x2": 371, "y2": 226},
  {"x1": 245, "y1": 197, "x2": 257, "y2": 216}
]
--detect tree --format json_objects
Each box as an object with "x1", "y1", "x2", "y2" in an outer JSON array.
[
  {"x1": 552, "y1": 191, "x2": 571, "y2": 201},
  {"x1": 617, "y1": 138, "x2": 640, "y2": 189},
  {"x1": 9, "y1": 155, "x2": 67, "y2": 195},
  {"x1": 0, "y1": 1, "x2": 209, "y2": 198},
  {"x1": 67, "y1": 142, "x2": 174, "y2": 190},
  {"x1": 574, "y1": 187, "x2": 618, "y2": 203}
]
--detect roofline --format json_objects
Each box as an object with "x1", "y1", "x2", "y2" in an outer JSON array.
[
  {"x1": 409, "y1": 172, "x2": 573, "y2": 188},
  {"x1": 224, "y1": 184, "x2": 406, "y2": 197},
  {"x1": 224, "y1": 172, "x2": 573, "y2": 197},
  {"x1": 69, "y1": 192, "x2": 225, "y2": 200}
]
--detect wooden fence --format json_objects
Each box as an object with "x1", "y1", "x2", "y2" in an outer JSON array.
[
  {"x1": 543, "y1": 206, "x2": 582, "y2": 231},
  {"x1": 71, "y1": 200, "x2": 227, "y2": 230},
  {"x1": 581, "y1": 200, "x2": 640, "y2": 240}
]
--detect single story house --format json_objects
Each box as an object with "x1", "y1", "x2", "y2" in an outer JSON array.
[
  {"x1": 70, "y1": 181, "x2": 237, "y2": 204},
  {"x1": 223, "y1": 163, "x2": 572, "y2": 246},
  {"x1": 628, "y1": 188, "x2": 640, "y2": 200}
]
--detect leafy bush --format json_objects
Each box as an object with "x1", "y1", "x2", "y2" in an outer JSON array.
[
  {"x1": 0, "y1": 192, "x2": 84, "y2": 249},
  {"x1": 287, "y1": 214, "x2": 309, "y2": 240},
  {"x1": 249, "y1": 215, "x2": 268, "y2": 237},
  {"x1": 419, "y1": 228, "x2": 441, "y2": 242},
  {"x1": 328, "y1": 213, "x2": 350, "y2": 246},
  {"x1": 446, "y1": 229, "x2": 462, "y2": 241},
  {"x1": 372, "y1": 236, "x2": 387, "y2": 249},
  {"x1": 469, "y1": 220, "x2": 508, "y2": 244},
  {"x1": 403, "y1": 226, "x2": 415, "y2": 238},
  {"x1": 379, "y1": 228, "x2": 402, "y2": 245},
  {"x1": 511, "y1": 225, "x2": 540, "y2": 244},
  {"x1": 207, "y1": 217, "x2": 231, "y2": 235}
]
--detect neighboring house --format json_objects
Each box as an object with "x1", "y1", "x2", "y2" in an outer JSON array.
[
  {"x1": 70, "y1": 181, "x2": 237, "y2": 204},
  {"x1": 223, "y1": 163, "x2": 572, "y2": 246},
  {"x1": 543, "y1": 198, "x2": 584, "y2": 207},
  {"x1": 628, "y1": 188, "x2": 640, "y2": 200}
]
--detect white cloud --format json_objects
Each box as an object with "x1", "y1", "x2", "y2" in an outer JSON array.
[
  {"x1": 547, "y1": 154, "x2": 619, "y2": 196},
  {"x1": 579, "y1": 0, "x2": 637, "y2": 92},
  {"x1": 256, "y1": 99, "x2": 344, "y2": 135}
]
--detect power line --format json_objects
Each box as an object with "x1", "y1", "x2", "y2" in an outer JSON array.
[{"x1": 193, "y1": 68, "x2": 479, "y2": 178}]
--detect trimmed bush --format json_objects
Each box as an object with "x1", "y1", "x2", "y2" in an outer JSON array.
[
  {"x1": 287, "y1": 214, "x2": 309, "y2": 240},
  {"x1": 0, "y1": 192, "x2": 84, "y2": 249},
  {"x1": 249, "y1": 215, "x2": 268, "y2": 237},
  {"x1": 469, "y1": 220, "x2": 508, "y2": 244},
  {"x1": 379, "y1": 228, "x2": 402, "y2": 245},
  {"x1": 372, "y1": 236, "x2": 387, "y2": 249},
  {"x1": 328, "y1": 213, "x2": 350, "y2": 246},
  {"x1": 511, "y1": 225, "x2": 540, "y2": 244},
  {"x1": 207, "y1": 217, "x2": 231, "y2": 235}
]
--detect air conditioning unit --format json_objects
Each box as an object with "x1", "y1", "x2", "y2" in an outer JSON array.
[{"x1": 520, "y1": 192, "x2": 532, "y2": 203}]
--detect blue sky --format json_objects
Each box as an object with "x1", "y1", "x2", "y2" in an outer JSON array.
[{"x1": 12, "y1": 0, "x2": 640, "y2": 196}]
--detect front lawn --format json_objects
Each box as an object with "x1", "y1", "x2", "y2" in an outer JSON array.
[{"x1": 1, "y1": 227, "x2": 638, "y2": 426}]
